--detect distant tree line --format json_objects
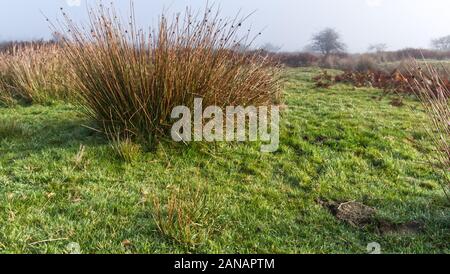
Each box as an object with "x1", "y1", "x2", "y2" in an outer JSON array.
[{"x1": 431, "y1": 35, "x2": 450, "y2": 51}]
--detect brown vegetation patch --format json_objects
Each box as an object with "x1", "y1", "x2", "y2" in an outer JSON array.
[
  {"x1": 317, "y1": 199, "x2": 376, "y2": 228},
  {"x1": 317, "y1": 199, "x2": 425, "y2": 235}
]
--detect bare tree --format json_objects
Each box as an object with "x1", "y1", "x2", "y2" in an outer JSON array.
[
  {"x1": 431, "y1": 35, "x2": 450, "y2": 51},
  {"x1": 368, "y1": 43, "x2": 388, "y2": 53},
  {"x1": 310, "y1": 28, "x2": 346, "y2": 58}
]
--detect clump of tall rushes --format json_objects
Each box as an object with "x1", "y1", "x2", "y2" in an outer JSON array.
[
  {"x1": 408, "y1": 62, "x2": 450, "y2": 199},
  {"x1": 0, "y1": 43, "x2": 73, "y2": 105},
  {"x1": 58, "y1": 3, "x2": 280, "y2": 148}
]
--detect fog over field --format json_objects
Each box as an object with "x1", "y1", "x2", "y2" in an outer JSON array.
[{"x1": 1, "y1": 0, "x2": 450, "y2": 52}]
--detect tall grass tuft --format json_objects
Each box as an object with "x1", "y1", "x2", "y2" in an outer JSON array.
[
  {"x1": 0, "y1": 44, "x2": 73, "y2": 105},
  {"x1": 409, "y1": 62, "x2": 450, "y2": 199},
  {"x1": 57, "y1": 2, "x2": 281, "y2": 148},
  {"x1": 151, "y1": 186, "x2": 218, "y2": 248}
]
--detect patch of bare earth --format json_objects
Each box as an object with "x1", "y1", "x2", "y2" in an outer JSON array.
[
  {"x1": 376, "y1": 220, "x2": 424, "y2": 235},
  {"x1": 317, "y1": 199, "x2": 424, "y2": 235}
]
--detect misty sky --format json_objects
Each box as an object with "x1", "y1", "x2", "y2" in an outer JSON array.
[{"x1": 0, "y1": 0, "x2": 450, "y2": 52}]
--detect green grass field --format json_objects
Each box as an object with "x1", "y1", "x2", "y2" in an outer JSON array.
[{"x1": 0, "y1": 68, "x2": 448, "y2": 254}]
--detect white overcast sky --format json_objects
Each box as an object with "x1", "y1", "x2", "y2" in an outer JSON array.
[{"x1": 0, "y1": 0, "x2": 450, "y2": 52}]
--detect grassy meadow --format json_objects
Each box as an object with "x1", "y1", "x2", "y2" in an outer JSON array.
[{"x1": 0, "y1": 67, "x2": 448, "y2": 254}]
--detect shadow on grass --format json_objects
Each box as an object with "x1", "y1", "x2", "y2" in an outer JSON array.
[
  {"x1": 0, "y1": 110, "x2": 230, "y2": 164},
  {"x1": 0, "y1": 114, "x2": 108, "y2": 156}
]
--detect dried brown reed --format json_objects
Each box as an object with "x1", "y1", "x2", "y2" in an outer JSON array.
[
  {"x1": 408, "y1": 62, "x2": 450, "y2": 198},
  {"x1": 56, "y1": 2, "x2": 281, "y2": 147},
  {"x1": 151, "y1": 186, "x2": 217, "y2": 248}
]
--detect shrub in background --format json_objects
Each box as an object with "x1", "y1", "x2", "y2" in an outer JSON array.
[
  {"x1": 320, "y1": 54, "x2": 379, "y2": 72},
  {"x1": 270, "y1": 48, "x2": 450, "y2": 72},
  {"x1": 368, "y1": 48, "x2": 450, "y2": 63},
  {"x1": 273, "y1": 52, "x2": 319, "y2": 67},
  {"x1": 354, "y1": 55, "x2": 378, "y2": 72}
]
